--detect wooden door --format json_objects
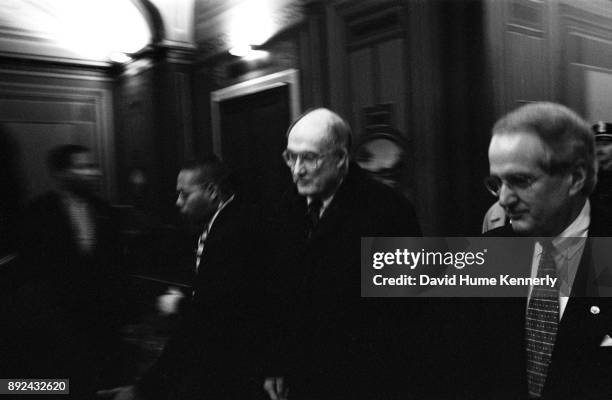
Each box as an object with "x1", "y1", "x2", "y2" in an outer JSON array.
[{"x1": 218, "y1": 84, "x2": 293, "y2": 210}]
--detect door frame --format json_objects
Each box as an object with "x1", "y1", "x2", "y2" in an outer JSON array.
[{"x1": 210, "y1": 68, "x2": 301, "y2": 158}]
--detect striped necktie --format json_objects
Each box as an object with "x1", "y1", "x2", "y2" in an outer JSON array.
[
  {"x1": 525, "y1": 241, "x2": 559, "y2": 398},
  {"x1": 195, "y1": 228, "x2": 208, "y2": 272}
]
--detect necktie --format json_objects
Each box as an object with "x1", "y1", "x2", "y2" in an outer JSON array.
[
  {"x1": 195, "y1": 228, "x2": 208, "y2": 272},
  {"x1": 525, "y1": 241, "x2": 559, "y2": 398},
  {"x1": 306, "y1": 199, "x2": 323, "y2": 238}
]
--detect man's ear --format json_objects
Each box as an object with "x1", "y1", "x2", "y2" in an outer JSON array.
[
  {"x1": 336, "y1": 148, "x2": 349, "y2": 169},
  {"x1": 205, "y1": 182, "x2": 219, "y2": 200},
  {"x1": 568, "y1": 162, "x2": 587, "y2": 196}
]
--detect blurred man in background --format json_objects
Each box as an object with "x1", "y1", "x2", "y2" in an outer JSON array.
[{"x1": 8, "y1": 144, "x2": 128, "y2": 399}]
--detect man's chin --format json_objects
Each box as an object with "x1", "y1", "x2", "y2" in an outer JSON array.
[
  {"x1": 509, "y1": 219, "x2": 535, "y2": 236},
  {"x1": 296, "y1": 184, "x2": 315, "y2": 196}
]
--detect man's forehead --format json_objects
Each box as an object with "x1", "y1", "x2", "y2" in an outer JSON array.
[
  {"x1": 177, "y1": 169, "x2": 198, "y2": 185},
  {"x1": 178, "y1": 168, "x2": 211, "y2": 186},
  {"x1": 489, "y1": 131, "x2": 548, "y2": 171},
  {"x1": 288, "y1": 117, "x2": 331, "y2": 149},
  {"x1": 489, "y1": 131, "x2": 547, "y2": 154}
]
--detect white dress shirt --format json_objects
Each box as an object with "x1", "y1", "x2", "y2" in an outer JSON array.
[
  {"x1": 61, "y1": 192, "x2": 96, "y2": 254},
  {"x1": 528, "y1": 200, "x2": 590, "y2": 319}
]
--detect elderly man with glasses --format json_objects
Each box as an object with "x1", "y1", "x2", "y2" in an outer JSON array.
[
  {"x1": 264, "y1": 108, "x2": 431, "y2": 400},
  {"x1": 464, "y1": 102, "x2": 612, "y2": 400}
]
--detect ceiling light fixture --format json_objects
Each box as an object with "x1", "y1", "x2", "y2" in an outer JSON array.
[
  {"x1": 109, "y1": 52, "x2": 132, "y2": 64},
  {"x1": 228, "y1": 45, "x2": 268, "y2": 61},
  {"x1": 229, "y1": 44, "x2": 254, "y2": 57}
]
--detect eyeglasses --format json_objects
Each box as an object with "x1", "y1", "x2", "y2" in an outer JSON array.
[
  {"x1": 282, "y1": 149, "x2": 334, "y2": 170},
  {"x1": 484, "y1": 173, "x2": 543, "y2": 197}
]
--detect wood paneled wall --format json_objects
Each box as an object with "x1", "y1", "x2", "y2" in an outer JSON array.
[
  {"x1": 0, "y1": 60, "x2": 115, "y2": 201},
  {"x1": 191, "y1": 0, "x2": 499, "y2": 235},
  {"x1": 485, "y1": 0, "x2": 612, "y2": 120},
  {"x1": 0, "y1": 49, "x2": 195, "y2": 220},
  {"x1": 560, "y1": 2, "x2": 612, "y2": 121},
  {"x1": 135, "y1": 0, "x2": 612, "y2": 233},
  {"x1": 193, "y1": 29, "x2": 301, "y2": 157},
  {"x1": 482, "y1": 0, "x2": 612, "y2": 230},
  {"x1": 114, "y1": 47, "x2": 196, "y2": 219},
  {"x1": 299, "y1": 0, "x2": 494, "y2": 235}
]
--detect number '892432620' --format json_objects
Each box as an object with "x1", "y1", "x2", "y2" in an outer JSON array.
[{"x1": 3, "y1": 379, "x2": 68, "y2": 393}]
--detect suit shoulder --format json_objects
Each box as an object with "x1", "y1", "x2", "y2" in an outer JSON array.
[
  {"x1": 358, "y1": 170, "x2": 416, "y2": 211},
  {"x1": 27, "y1": 191, "x2": 58, "y2": 207},
  {"x1": 24, "y1": 191, "x2": 63, "y2": 218},
  {"x1": 346, "y1": 167, "x2": 421, "y2": 235}
]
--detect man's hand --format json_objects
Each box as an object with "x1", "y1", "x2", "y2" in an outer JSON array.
[
  {"x1": 263, "y1": 376, "x2": 288, "y2": 400},
  {"x1": 156, "y1": 286, "x2": 184, "y2": 316},
  {"x1": 96, "y1": 385, "x2": 139, "y2": 400}
]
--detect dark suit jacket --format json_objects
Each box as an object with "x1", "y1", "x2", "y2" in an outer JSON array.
[
  {"x1": 139, "y1": 197, "x2": 265, "y2": 400},
  {"x1": 267, "y1": 165, "x2": 444, "y2": 399},
  {"x1": 470, "y1": 213, "x2": 612, "y2": 400}
]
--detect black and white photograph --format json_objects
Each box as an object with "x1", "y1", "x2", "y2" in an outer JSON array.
[{"x1": 1, "y1": 0, "x2": 612, "y2": 399}]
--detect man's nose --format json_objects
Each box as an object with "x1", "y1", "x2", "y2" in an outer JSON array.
[
  {"x1": 497, "y1": 182, "x2": 518, "y2": 208},
  {"x1": 292, "y1": 158, "x2": 306, "y2": 176},
  {"x1": 176, "y1": 196, "x2": 183, "y2": 208}
]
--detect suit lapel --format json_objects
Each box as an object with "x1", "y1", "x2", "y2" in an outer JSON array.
[
  {"x1": 195, "y1": 200, "x2": 236, "y2": 275},
  {"x1": 544, "y1": 232, "x2": 612, "y2": 398},
  {"x1": 310, "y1": 196, "x2": 350, "y2": 243},
  {"x1": 487, "y1": 210, "x2": 612, "y2": 398},
  {"x1": 556, "y1": 237, "x2": 612, "y2": 349}
]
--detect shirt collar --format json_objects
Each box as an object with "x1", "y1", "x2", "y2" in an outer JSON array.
[
  {"x1": 305, "y1": 168, "x2": 347, "y2": 217},
  {"x1": 537, "y1": 199, "x2": 590, "y2": 261},
  {"x1": 307, "y1": 193, "x2": 335, "y2": 216}
]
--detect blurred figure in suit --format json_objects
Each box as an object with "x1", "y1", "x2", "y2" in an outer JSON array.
[
  {"x1": 102, "y1": 156, "x2": 264, "y2": 400},
  {"x1": 8, "y1": 144, "x2": 128, "y2": 399}
]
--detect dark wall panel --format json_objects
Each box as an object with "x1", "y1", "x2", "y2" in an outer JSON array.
[
  {"x1": 0, "y1": 62, "x2": 114, "y2": 201},
  {"x1": 114, "y1": 48, "x2": 196, "y2": 221}
]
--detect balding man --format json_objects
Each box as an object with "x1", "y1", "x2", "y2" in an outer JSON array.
[{"x1": 264, "y1": 108, "x2": 425, "y2": 400}]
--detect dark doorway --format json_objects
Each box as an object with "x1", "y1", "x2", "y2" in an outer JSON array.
[{"x1": 219, "y1": 84, "x2": 293, "y2": 211}]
